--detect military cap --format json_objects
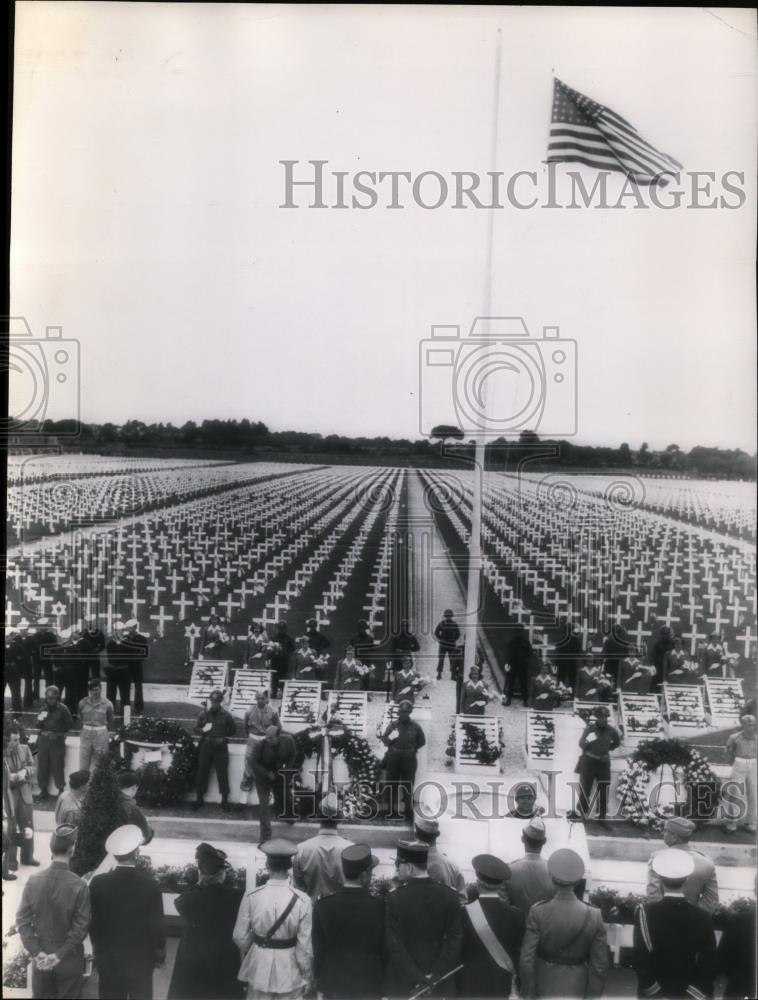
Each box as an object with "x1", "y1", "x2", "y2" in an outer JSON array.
[
  {"x1": 208, "y1": 689, "x2": 224, "y2": 702},
  {"x1": 396, "y1": 840, "x2": 428, "y2": 865},
  {"x1": 443, "y1": 609, "x2": 454, "y2": 617},
  {"x1": 548, "y1": 848, "x2": 585, "y2": 885},
  {"x1": 342, "y1": 843, "x2": 379, "y2": 878},
  {"x1": 50, "y1": 824, "x2": 78, "y2": 853},
  {"x1": 514, "y1": 782, "x2": 537, "y2": 798},
  {"x1": 651, "y1": 848, "x2": 695, "y2": 881},
  {"x1": 414, "y1": 815, "x2": 440, "y2": 837},
  {"x1": 195, "y1": 842, "x2": 229, "y2": 875},
  {"x1": 124, "y1": 619, "x2": 139, "y2": 629},
  {"x1": 68, "y1": 770, "x2": 90, "y2": 790},
  {"x1": 260, "y1": 838, "x2": 298, "y2": 859},
  {"x1": 523, "y1": 816, "x2": 547, "y2": 843},
  {"x1": 397, "y1": 699, "x2": 413, "y2": 711},
  {"x1": 105, "y1": 824, "x2": 144, "y2": 858},
  {"x1": 45, "y1": 685, "x2": 61, "y2": 698},
  {"x1": 741, "y1": 714, "x2": 756, "y2": 726},
  {"x1": 117, "y1": 771, "x2": 139, "y2": 788},
  {"x1": 664, "y1": 817, "x2": 696, "y2": 839},
  {"x1": 472, "y1": 854, "x2": 511, "y2": 885},
  {"x1": 320, "y1": 791, "x2": 340, "y2": 819}
]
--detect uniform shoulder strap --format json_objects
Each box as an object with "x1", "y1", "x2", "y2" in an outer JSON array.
[
  {"x1": 466, "y1": 900, "x2": 516, "y2": 975},
  {"x1": 265, "y1": 891, "x2": 299, "y2": 942}
]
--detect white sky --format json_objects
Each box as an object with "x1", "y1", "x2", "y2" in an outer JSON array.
[{"x1": 10, "y1": 3, "x2": 758, "y2": 451}]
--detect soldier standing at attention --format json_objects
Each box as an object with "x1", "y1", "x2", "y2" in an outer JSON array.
[
  {"x1": 292, "y1": 794, "x2": 354, "y2": 903},
  {"x1": 519, "y1": 848, "x2": 608, "y2": 1000},
  {"x1": 458, "y1": 854, "x2": 525, "y2": 999},
  {"x1": 34, "y1": 685, "x2": 74, "y2": 803},
  {"x1": 646, "y1": 817, "x2": 719, "y2": 912},
  {"x1": 413, "y1": 815, "x2": 466, "y2": 900},
  {"x1": 385, "y1": 840, "x2": 462, "y2": 998},
  {"x1": 633, "y1": 849, "x2": 717, "y2": 1000},
  {"x1": 15, "y1": 824, "x2": 90, "y2": 1000},
  {"x1": 77, "y1": 678, "x2": 114, "y2": 772},
  {"x1": 233, "y1": 838, "x2": 313, "y2": 1000},
  {"x1": 381, "y1": 701, "x2": 425, "y2": 822},
  {"x1": 193, "y1": 689, "x2": 236, "y2": 813},
  {"x1": 501, "y1": 818, "x2": 554, "y2": 916},
  {"x1": 434, "y1": 609, "x2": 461, "y2": 680}
]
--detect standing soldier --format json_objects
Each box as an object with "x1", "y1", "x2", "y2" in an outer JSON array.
[
  {"x1": 55, "y1": 771, "x2": 90, "y2": 828},
  {"x1": 633, "y1": 849, "x2": 717, "y2": 1000},
  {"x1": 647, "y1": 817, "x2": 719, "y2": 912},
  {"x1": 51, "y1": 627, "x2": 78, "y2": 714},
  {"x1": 4, "y1": 627, "x2": 26, "y2": 713},
  {"x1": 506, "y1": 782, "x2": 542, "y2": 820},
  {"x1": 305, "y1": 618, "x2": 331, "y2": 656},
  {"x1": 15, "y1": 824, "x2": 90, "y2": 1000},
  {"x1": 32, "y1": 618, "x2": 59, "y2": 697},
  {"x1": 233, "y1": 838, "x2": 313, "y2": 1000},
  {"x1": 502, "y1": 818, "x2": 554, "y2": 916},
  {"x1": 89, "y1": 825, "x2": 165, "y2": 1000},
  {"x1": 249, "y1": 725, "x2": 298, "y2": 845},
  {"x1": 505, "y1": 624, "x2": 533, "y2": 707},
  {"x1": 269, "y1": 621, "x2": 296, "y2": 699},
  {"x1": 34, "y1": 685, "x2": 74, "y2": 803},
  {"x1": 434, "y1": 609, "x2": 461, "y2": 680},
  {"x1": 117, "y1": 772, "x2": 154, "y2": 845},
  {"x1": 79, "y1": 619, "x2": 106, "y2": 680},
  {"x1": 519, "y1": 848, "x2": 608, "y2": 1000},
  {"x1": 105, "y1": 622, "x2": 133, "y2": 715},
  {"x1": 572, "y1": 705, "x2": 621, "y2": 824},
  {"x1": 381, "y1": 701, "x2": 425, "y2": 822},
  {"x1": 77, "y1": 678, "x2": 115, "y2": 772},
  {"x1": 385, "y1": 839, "x2": 462, "y2": 998},
  {"x1": 413, "y1": 815, "x2": 466, "y2": 900},
  {"x1": 293, "y1": 794, "x2": 354, "y2": 903},
  {"x1": 123, "y1": 619, "x2": 150, "y2": 716},
  {"x1": 193, "y1": 689, "x2": 236, "y2": 813},
  {"x1": 390, "y1": 619, "x2": 421, "y2": 671},
  {"x1": 458, "y1": 854, "x2": 525, "y2": 999}
]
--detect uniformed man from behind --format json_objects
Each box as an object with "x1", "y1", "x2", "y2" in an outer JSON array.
[
  {"x1": 293, "y1": 793, "x2": 354, "y2": 902},
  {"x1": 16, "y1": 824, "x2": 90, "y2": 1000},
  {"x1": 55, "y1": 770, "x2": 90, "y2": 828},
  {"x1": 633, "y1": 848, "x2": 717, "y2": 1000},
  {"x1": 382, "y1": 700, "x2": 426, "y2": 822},
  {"x1": 385, "y1": 839, "x2": 462, "y2": 998},
  {"x1": 413, "y1": 815, "x2": 466, "y2": 900},
  {"x1": 519, "y1": 848, "x2": 608, "y2": 1000},
  {"x1": 233, "y1": 838, "x2": 313, "y2": 1000},
  {"x1": 458, "y1": 854, "x2": 525, "y2": 999},
  {"x1": 646, "y1": 817, "x2": 719, "y2": 913},
  {"x1": 501, "y1": 817, "x2": 554, "y2": 916},
  {"x1": 118, "y1": 771, "x2": 155, "y2": 844}
]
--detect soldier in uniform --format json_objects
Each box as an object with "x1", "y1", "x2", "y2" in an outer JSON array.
[
  {"x1": 646, "y1": 817, "x2": 719, "y2": 912},
  {"x1": 381, "y1": 700, "x2": 426, "y2": 821},
  {"x1": 506, "y1": 782, "x2": 543, "y2": 819},
  {"x1": 77, "y1": 678, "x2": 114, "y2": 772},
  {"x1": 89, "y1": 825, "x2": 165, "y2": 1000},
  {"x1": 434, "y1": 610, "x2": 461, "y2": 680},
  {"x1": 313, "y1": 843, "x2": 385, "y2": 1000},
  {"x1": 79, "y1": 619, "x2": 106, "y2": 680},
  {"x1": 123, "y1": 620, "x2": 150, "y2": 716},
  {"x1": 573, "y1": 706, "x2": 621, "y2": 823},
  {"x1": 519, "y1": 848, "x2": 608, "y2": 999},
  {"x1": 118, "y1": 772, "x2": 155, "y2": 844},
  {"x1": 233, "y1": 837, "x2": 313, "y2": 1000},
  {"x1": 34, "y1": 685, "x2": 74, "y2": 802},
  {"x1": 633, "y1": 848, "x2": 717, "y2": 1000},
  {"x1": 458, "y1": 854, "x2": 525, "y2": 999},
  {"x1": 4, "y1": 627, "x2": 28, "y2": 712},
  {"x1": 293, "y1": 793, "x2": 354, "y2": 902},
  {"x1": 249, "y1": 725, "x2": 298, "y2": 845},
  {"x1": 413, "y1": 815, "x2": 466, "y2": 900},
  {"x1": 385, "y1": 840, "x2": 462, "y2": 998},
  {"x1": 16, "y1": 824, "x2": 90, "y2": 1000},
  {"x1": 193, "y1": 689, "x2": 237, "y2": 812},
  {"x1": 33, "y1": 618, "x2": 59, "y2": 696},
  {"x1": 305, "y1": 618, "x2": 331, "y2": 656},
  {"x1": 501, "y1": 818, "x2": 553, "y2": 916},
  {"x1": 55, "y1": 771, "x2": 90, "y2": 828},
  {"x1": 168, "y1": 842, "x2": 244, "y2": 1000}
]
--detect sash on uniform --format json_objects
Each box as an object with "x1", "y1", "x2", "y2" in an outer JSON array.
[{"x1": 466, "y1": 901, "x2": 516, "y2": 975}]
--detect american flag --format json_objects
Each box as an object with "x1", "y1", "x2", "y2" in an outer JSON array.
[{"x1": 547, "y1": 78, "x2": 682, "y2": 185}]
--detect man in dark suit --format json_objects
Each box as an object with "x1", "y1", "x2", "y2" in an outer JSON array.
[
  {"x1": 249, "y1": 724, "x2": 298, "y2": 844},
  {"x1": 89, "y1": 824, "x2": 165, "y2": 1000},
  {"x1": 458, "y1": 854, "x2": 525, "y2": 999},
  {"x1": 505, "y1": 625, "x2": 532, "y2": 706},
  {"x1": 313, "y1": 843, "x2": 385, "y2": 999},
  {"x1": 434, "y1": 610, "x2": 461, "y2": 680},
  {"x1": 385, "y1": 840, "x2": 462, "y2": 998},
  {"x1": 123, "y1": 620, "x2": 150, "y2": 716},
  {"x1": 633, "y1": 848, "x2": 718, "y2": 1000}
]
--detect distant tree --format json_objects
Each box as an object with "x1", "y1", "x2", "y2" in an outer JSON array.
[
  {"x1": 430, "y1": 424, "x2": 464, "y2": 442},
  {"x1": 619, "y1": 442, "x2": 632, "y2": 465}
]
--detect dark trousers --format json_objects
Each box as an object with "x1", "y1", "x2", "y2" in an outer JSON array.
[
  {"x1": 33, "y1": 658, "x2": 55, "y2": 698},
  {"x1": 97, "y1": 961, "x2": 153, "y2": 1000},
  {"x1": 105, "y1": 668, "x2": 131, "y2": 712},
  {"x1": 196, "y1": 739, "x2": 230, "y2": 801},
  {"x1": 270, "y1": 658, "x2": 289, "y2": 698},
  {"x1": 37, "y1": 732, "x2": 67, "y2": 795},
  {"x1": 385, "y1": 749, "x2": 417, "y2": 820},
  {"x1": 577, "y1": 755, "x2": 611, "y2": 819},
  {"x1": 129, "y1": 661, "x2": 145, "y2": 713},
  {"x1": 12, "y1": 794, "x2": 35, "y2": 863},
  {"x1": 5, "y1": 673, "x2": 22, "y2": 713},
  {"x1": 70, "y1": 663, "x2": 91, "y2": 712},
  {"x1": 255, "y1": 772, "x2": 293, "y2": 843},
  {"x1": 31, "y1": 946, "x2": 85, "y2": 999},
  {"x1": 436, "y1": 645, "x2": 457, "y2": 678},
  {"x1": 506, "y1": 662, "x2": 529, "y2": 703},
  {"x1": 54, "y1": 669, "x2": 78, "y2": 715},
  {"x1": 3, "y1": 824, "x2": 18, "y2": 876},
  {"x1": 22, "y1": 665, "x2": 34, "y2": 709}
]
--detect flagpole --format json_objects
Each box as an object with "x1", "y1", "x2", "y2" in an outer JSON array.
[{"x1": 463, "y1": 25, "x2": 502, "y2": 685}]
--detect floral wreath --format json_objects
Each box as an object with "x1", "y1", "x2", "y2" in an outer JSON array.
[
  {"x1": 445, "y1": 719, "x2": 505, "y2": 767},
  {"x1": 111, "y1": 717, "x2": 198, "y2": 808},
  {"x1": 616, "y1": 737, "x2": 720, "y2": 832}
]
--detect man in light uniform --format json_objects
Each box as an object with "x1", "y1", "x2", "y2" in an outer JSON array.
[
  {"x1": 292, "y1": 794, "x2": 354, "y2": 902},
  {"x1": 55, "y1": 770, "x2": 90, "y2": 828},
  {"x1": 519, "y1": 848, "x2": 608, "y2": 999},
  {"x1": 413, "y1": 815, "x2": 466, "y2": 900},
  {"x1": 233, "y1": 838, "x2": 313, "y2": 1000},
  {"x1": 501, "y1": 817, "x2": 554, "y2": 916},
  {"x1": 646, "y1": 817, "x2": 719, "y2": 912}
]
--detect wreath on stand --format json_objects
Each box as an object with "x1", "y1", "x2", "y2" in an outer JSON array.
[
  {"x1": 444, "y1": 719, "x2": 505, "y2": 766},
  {"x1": 110, "y1": 718, "x2": 198, "y2": 808},
  {"x1": 617, "y1": 737, "x2": 720, "y2": 832},
  {"x1": 292, "y1": 717, "x2": 383, "y2": 820}
]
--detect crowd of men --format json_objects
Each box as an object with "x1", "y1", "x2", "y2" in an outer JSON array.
[{"x1": 10, "y1": 798, "x2": 756, "y2": 1000}]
